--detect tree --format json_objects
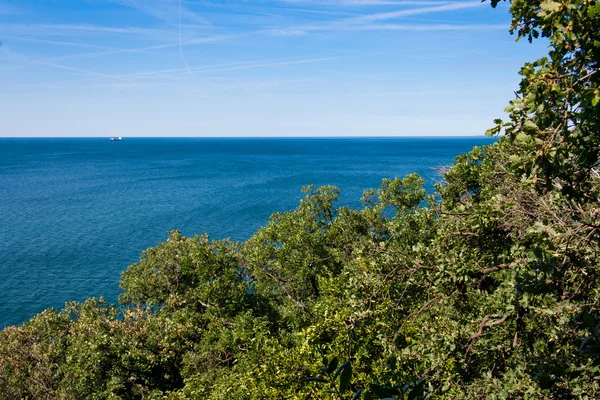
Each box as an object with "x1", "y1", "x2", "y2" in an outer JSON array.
[{"x1": 488, "y1": 0, "x2": 600, "y2": 197}]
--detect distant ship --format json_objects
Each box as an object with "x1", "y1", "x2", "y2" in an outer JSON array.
[{"x1": 110, "y1": 137, "x2": 122, "y2": 141}]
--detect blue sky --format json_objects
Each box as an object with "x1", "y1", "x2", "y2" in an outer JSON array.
[{"x1": 0, "y1": 0, "x2": 548, "y2": 137}]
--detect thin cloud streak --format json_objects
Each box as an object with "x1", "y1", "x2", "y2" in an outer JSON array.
[
  {"x1": 0, "y1": 45, "x2": 29, "y2": 62},
  {"x1": 186, "y1": 1, "x2": 358, "y2": 17},
  {"x1": 179, "y1": 0, "x2": 194, "y2": 74},
  {"x1": 114, "y1": 59, "x2": 290, "y2": 79},
  {"x1": 124, "y1": 54, "x2": 370, "y2": 80},
  {"x1": 17, "y1": 55, "x2": 359, "y2": 87},
  {"x1": 0, "y1": 23, "x2": 174, "y2": 37},
  {"x1": 82, "y1": 55, "x2": 367, "y2": 86},
  {"x1": 346, "y1": 23, "x2": 507, "y2": 31},
  {"x1": 275, "y1": 7, "x2": 359, "y2": 16},
  {"x1": 268, "y1": 1, "x2": 485, "y2": 35},
  {"x1": 346, "y1": 2, "x2": 484, "y2": 24},
  {"x1": 46, "y1": 34, "x2": 231, "y2": 61},
  {"x1": 280, "y1": 0, "x2": 454, "y2": 5},
  {"x1": 1, "y1": 36, "x2": 133, "y2": 51},
  {"x1": 183, "y1": 1, "x2": 288, "y2": 18},
  {"x1": 108, "y1": 0, "x2": 212, "y2": 27},
  {"x1": 36, "y1": 62, "x2": 133, "y2": 82},
  {"x1": 32, "y1": 24, "x2": 170, "y2": 35},
  {"x1": 171, "y1": 54, "x2": 371, "y2": 75}
]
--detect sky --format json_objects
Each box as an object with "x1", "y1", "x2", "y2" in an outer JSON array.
[{"x1": 0, "y1": 0, "x2": 549, "y2": 137}]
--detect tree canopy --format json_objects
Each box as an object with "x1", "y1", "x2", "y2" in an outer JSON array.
[{"x1": 1, "y1": 1, "x2": 599, "y2": 398}]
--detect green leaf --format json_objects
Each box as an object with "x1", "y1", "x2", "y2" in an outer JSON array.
[
  {"x1": 339, "y1": 362, "x2": 352, "y2": 393},
  {"x1": 327, "y1": 356, "x2": 339, "y2": 374},
  {"x1": 509, "y1": 155, "x2": 522, "y2": 163},
  {"x1": 581, "y1": 309, "x2": 597, "y2": 334},
  {"x1": 407, "y1": 380, "x2": 426, "y2": 400},
  {"x1": 352, "y1": 389, "x2": 364, "y2": 400},
  {"x1": 370, "y1": 384, "x2": 399, "y2": 397},
  {"x1": 516, "y1": 132, "x2": 531, "y2": 143},
  {"x1": 588, "y1": 3, "x2": 600, "y2": 17},
  {"x1": 522, "y1": 120, "x2": 537, "y2": 133},
  {"x1": 540, "y1": 1, "x2": 560, "y2": 12},
  {"x1": 333, "y1": 360, "x2": 351, "y2": 381}
]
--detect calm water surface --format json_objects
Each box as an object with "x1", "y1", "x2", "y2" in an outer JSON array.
[{"x1": 0, "y1": 137, "x2": 495, "y2": 327}]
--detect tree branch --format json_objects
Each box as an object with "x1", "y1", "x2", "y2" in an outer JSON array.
[{"x1": 470, "y1": 314, "x2": 508, "y2": 340}]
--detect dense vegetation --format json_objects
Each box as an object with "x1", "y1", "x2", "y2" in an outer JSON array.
[{"x1": 1, "y1": 0, "x2": 599, "y2": 398}]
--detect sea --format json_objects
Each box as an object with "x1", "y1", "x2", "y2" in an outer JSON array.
[{"x1": 0, "y1": 137, "x2": 495, "y2": 328}]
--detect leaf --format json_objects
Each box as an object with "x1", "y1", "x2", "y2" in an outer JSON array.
[
  {"x1": 407, "y1": 380, "x2": 426, "y2": 400},
  {"x1": 327, "y1": 356, "x2": 339, "y2": 374},
  {"x1": 581, "y1": 309, "x2": 597, "y2": 334},
  {"x1": 339, "y1": 362, "x2": 352, "y2": 393},
  {"x1": 587, "y1": 3, "x2": 600, "y2": 17},
  {"x1": 333, "y1": 360, "x2": 351, "y2": 380},
  {"x1": 370, "y1": 384, "x2": 399, "y2": 397},
  {"x1": 509, "y1": 155, "x2": 522, "y2": 163},
  {"x1": 352, "y1": 389, "x2": 364, "y2": 400},
  {"x1": 515, "y1": 132, "x2": 531, "y2": 143},
  {"x1": 522, "y1": 120, "x2": 538, "y2": 133},
  {"x1": 540, "y1": 1, "x2": 560, "y2": 12}
]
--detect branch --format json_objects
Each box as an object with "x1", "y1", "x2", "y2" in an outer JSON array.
[
  {"x1": 400, "y1": 295, "x2": 442, "y2": 331},
  {"x1": 441, "y1": 211, "x2": 472, "y2": 216},
  {"x1": 264, "y1": 270, "x2": 306, "y2": 310},
  {"x1": 449, "y1": 231, "x2": 480, "y2": 237},
  {"x1": 470, "y1": 314, "x2": 508, "y2": 340},
  {"x1": 479, "y1": 264, "x2": 511, "y2": 275}
]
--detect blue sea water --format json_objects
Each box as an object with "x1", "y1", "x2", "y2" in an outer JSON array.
[{"x1": 0, "y1": 137, "x2": 495, "y2": 328}]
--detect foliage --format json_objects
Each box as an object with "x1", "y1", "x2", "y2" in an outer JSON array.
[
  {"x1": 488, "y1": 0, "x2": 600, "y2": 197},
  {"x1": 1, "y1": 0, "x2": 600, "y2": 398},
  {"x1": 304, "y1": 358, "x2": 427, "y2": 400}
]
